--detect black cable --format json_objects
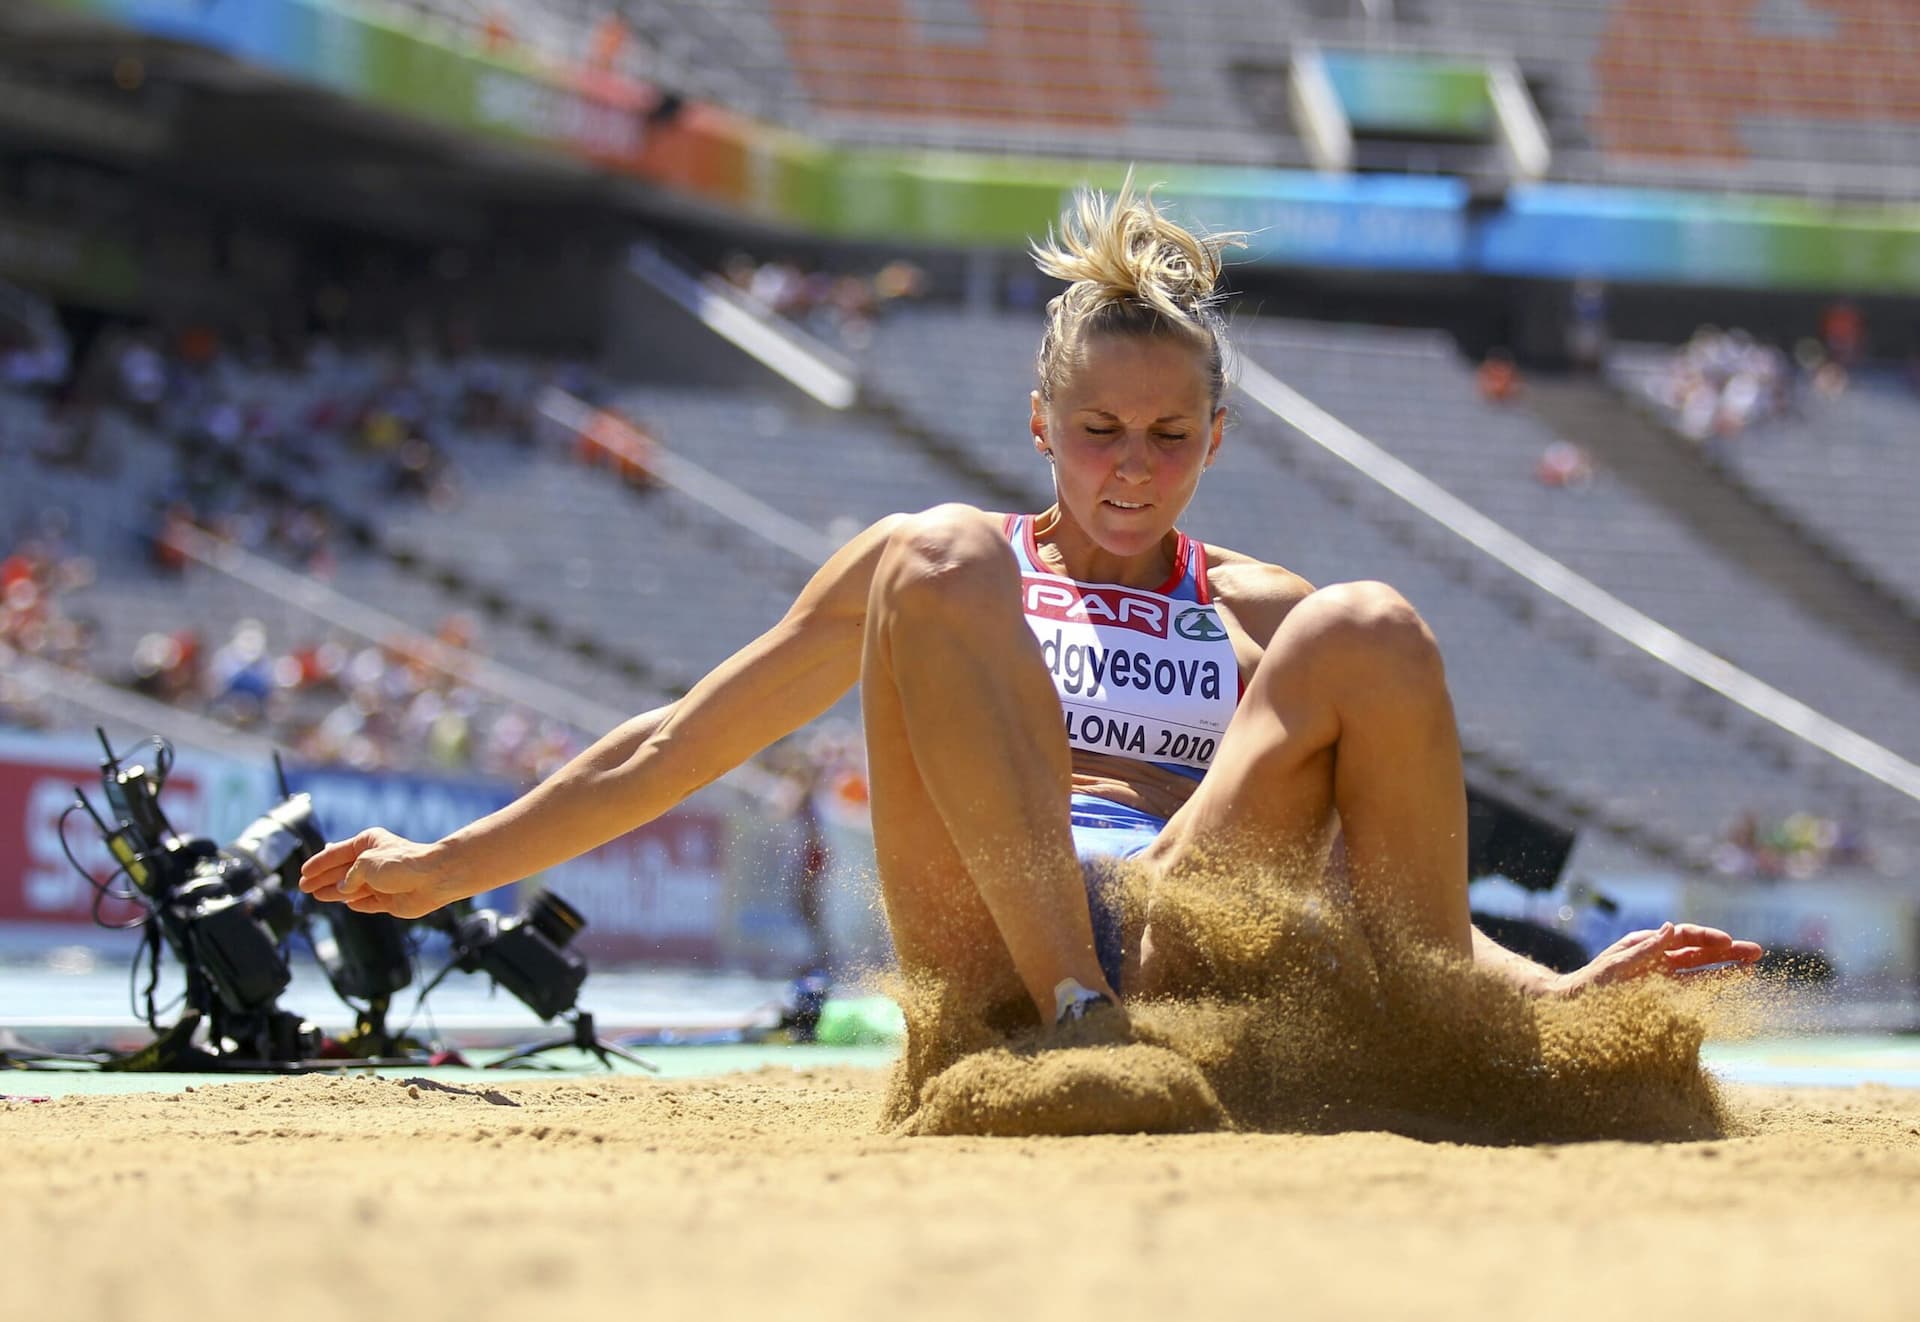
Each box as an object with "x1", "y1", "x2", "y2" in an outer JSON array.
[
  {"x1": 297, "y1": 918, "x2": 372, "y2": 1033},
  {"x1": 56, "y1": 802, "x2": 149, "y2": 932},
  {"x1": 128, "y1": 916, "x2": 167, "y2": 1031},
  {"x1": 397, "y1": 928, "x2": 448, "y2": 1055},
  {"x1": 395, "y1": 947, "x2": 461, "y2": 1048}
]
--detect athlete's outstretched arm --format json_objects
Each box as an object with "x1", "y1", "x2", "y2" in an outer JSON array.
[{"x1": 298, "y1": 515, "x2": 906, "y2": 918}]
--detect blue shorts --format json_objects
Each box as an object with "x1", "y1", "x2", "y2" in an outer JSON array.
[{"x1": 1069, "y1": 794, "x2": 1167, "y2": 993}]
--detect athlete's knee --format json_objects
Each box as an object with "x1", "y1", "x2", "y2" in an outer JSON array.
[
  {"x1": 875, "y1": 504, "x2": 1017, "y2": 615},
  {"x1": 1277, "y1": 580, "x2": 1446, "y2": 686}
]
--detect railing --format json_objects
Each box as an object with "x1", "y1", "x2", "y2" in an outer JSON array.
[
  {"x1": 533, "y1": 387, "x2": 833, "y2": 568},
  {"x1": 626, "y1": 243, "x2": 859, "y2": 410},
  {"x1": 1238, "y1": 360, "x2": 1920, "y2": 805}
]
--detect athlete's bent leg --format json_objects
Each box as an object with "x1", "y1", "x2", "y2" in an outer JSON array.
[
  {"x1": 860, "y1": 506, "x2": 1116, "y2": 1022},
  {"x1": 1138, "y1": 580, "x2": 1471, "y2": 974}
]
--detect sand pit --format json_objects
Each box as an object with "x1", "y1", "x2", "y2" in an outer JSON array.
[{"x1": 3, "y1": 1069, "x2": 1916, "y2": 1322}]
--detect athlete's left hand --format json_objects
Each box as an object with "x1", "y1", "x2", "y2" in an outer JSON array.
[{"x1": 1552, "y1": 922, "x2": 1763, "y2": 996}]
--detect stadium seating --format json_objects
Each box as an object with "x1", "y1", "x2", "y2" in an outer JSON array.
[
  {"x1": 634, "y1": 0, "x2": 1313, "y2": 166},
  {"x1": 1429, "y1": 0, "x2": 1920, "y2": 194},
  {"x1": 612, "y1": 385, "x2": 959, "y2": 535},
  {"x1": 1609, "y1": 345, "x2": 1920, "y2": 618},
  {"x1": 6, "y1": 390, "x2": 673, "y2": 764},
  {"x1": 1231, "y1": 319, "x2": 1920, "y2": 766},
  {"x1": 627, "y1": 0, "x2": 1920, "y2": 196},
  {"x1": 368, "y1": 0, "x2": 657, "y2": 83}
]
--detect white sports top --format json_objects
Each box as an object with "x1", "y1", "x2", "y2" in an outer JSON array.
[{"x1": 1005, "y1": 515, "x2": 1241, "y2": 775}]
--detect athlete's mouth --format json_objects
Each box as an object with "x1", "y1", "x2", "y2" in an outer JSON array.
[{"x1": 1103, "y1": 499, "x2": 1151, "y2": 511}]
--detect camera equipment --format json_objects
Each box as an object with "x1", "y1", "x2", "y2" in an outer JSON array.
[
  {"x1": 421, "y1": 892, "x2": 654, "y2": 1071},
  {"x1": 305, "y1": 887, "x2": 414, "y2": 1057},
  {"x1": 37, "y1": 728, "x2": 641, "y2": 1074},
  {"x1": 71, "y1": 731, "x2": 326, "y2": 1067},
  {"x1": 426, "y1": 890, "x2": 589, "y2": 1021},
  {"x1": 1464, "y1": 780, "x2": 1614, "y2": 974}
]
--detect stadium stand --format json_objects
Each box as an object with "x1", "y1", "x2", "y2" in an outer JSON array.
[
  {"x1": 1610, "y1": 344, "x2": 1920, "y2": 617},
  {"x1": 371, "y1": 0, "x2": 657, "y2": 83},
  {"x1": 1231, "y1": 319, "x2": 1920, "y2": 764},
  {"x1": 4, "y1": 398, "x2": 660, "y2": 776},
  {"x1": 628, "y1": 0, "x2": 1920, "y2": 197},
  {"x1": 376, "y1": 417, "x2": 803, "y2": 684},
  {"x1": 634, "y1": 0, "x2": 1312, "y2": 165},
  {"x1": 6, "y1": 335, "x2": 965, "y2": 757},
  {"x1": 1415, "y1": 0, "x2": 1920, "y2": 195}
]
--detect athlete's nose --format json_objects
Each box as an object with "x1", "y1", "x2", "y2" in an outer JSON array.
[{"x1": 1112, "y1": 433, "x2": 1153, "y2": 483}]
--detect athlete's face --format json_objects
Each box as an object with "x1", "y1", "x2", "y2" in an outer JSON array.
[{"x1": 1031, "y1": 333, "x2": 1225, "y2": 558}]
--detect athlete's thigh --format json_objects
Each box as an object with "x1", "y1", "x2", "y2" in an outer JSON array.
[
  {"x1": 857, "y1": 650, "x2": 1047, "y2": 1011},
  {"x1": 1134, "y1": 658, "x2": 1341, "y2": 881}
]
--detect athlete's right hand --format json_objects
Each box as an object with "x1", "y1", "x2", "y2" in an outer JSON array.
[{"x1": 298, "y1": 828, "x2": 466, "y2": 920}]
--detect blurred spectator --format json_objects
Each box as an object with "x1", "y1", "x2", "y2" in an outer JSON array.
[
  {"x1": 719, "y1": 252, "x2": 927, "y2": 351},
  {"x1": 129, "y1": 628, "x2": 204, "y2": 704},
  {"x1": 0, "y1": 279, "x2": 70, "y2": 389},
  {"x1": 1534, "y1": 441, "x2": 1594, "y2": 489},
  {"x1": 588, "y1": 13, "x2": 631, "y2": 70},
  {"x1": 763, "y1": 735, "x2": 837, "y2": 976},
  {"x1": 1818, "y1": 301, "x2": 1863, "y2": 368},
  {"x1": 207, "y1": 618, "x2": 275, "y2": 725},
  {"x1": 0, "y1": 526, "x2": 97, "y2": 668},
  {"x1": 1476, "y1": 350, "x2": 1522, "y2": 404},
  {"x1": 1642, "y1": 326, "x2": 1797, "y2": 446},
  {"x1": 1711, "y1": 809, "x2": 1870, "y2": 881},
  {"x1": 1566, "y1": 279, "x2": 1610, "y2": 372},
  {"x1": 574, "y1": 406, "x2": 662, "y2": 490}
]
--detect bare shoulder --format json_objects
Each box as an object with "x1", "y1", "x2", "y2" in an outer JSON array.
[
  {"x1": 893, "y1": 503, "x2": 1010, "y2": 535},
  {"x1": 1201, "y1": 543, "x2": 1315, "y2": 636}
]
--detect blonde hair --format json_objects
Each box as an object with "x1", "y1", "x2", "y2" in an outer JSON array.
[{"x1": 1030, "y1": 173, "x2": 1246, "y2": 406}]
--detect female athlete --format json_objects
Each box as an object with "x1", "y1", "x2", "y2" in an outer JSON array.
[{"x1": 299, "y1": 182, "x2": 1760, "y2": 1030}]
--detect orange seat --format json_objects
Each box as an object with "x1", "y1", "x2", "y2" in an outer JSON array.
[{"x1": 765, "y1": 0, "x2": 1164, "y2": 127}]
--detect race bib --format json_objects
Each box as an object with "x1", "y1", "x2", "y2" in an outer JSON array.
[{"x1": 1020, "y1": 574, "x2": 1239, "y2": 770}]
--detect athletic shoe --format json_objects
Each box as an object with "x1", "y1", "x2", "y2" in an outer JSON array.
[{"x1": 1052, "y1": 976, "x2": 1115, "y2": 1028}]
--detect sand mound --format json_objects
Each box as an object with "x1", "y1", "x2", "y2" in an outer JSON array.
[
  {"x1": 900, "y1": 1041, "x2": 1225, "y2": 1137},
  {"x1": 886, "y1": 853, "x2": 1778, "y2": 1142}
]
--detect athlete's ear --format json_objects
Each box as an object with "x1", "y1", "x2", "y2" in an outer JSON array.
[
  {"x1": 1031, "y1": 390, "x2": 1050, "y2": 457},
  {"x1": 1205, "y1": 405, "x2": 1227, "y2": 469}
]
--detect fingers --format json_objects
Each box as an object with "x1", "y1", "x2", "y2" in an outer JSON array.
[
  {"x1": 298, "y1": 831, "x2": 379, "y2": 894},
  {"x1": 1614, "y1": 924, "x2": 1766, "y2": 978},
  {"x1": 1662, "y1": 927, "x2": 1765, "y2": 971},
  {"x1": 344, "y1": 889, "x2": 435, "y2": 920},
  {"x1": 1609, "y1": 924, "x2": 1676, "y2": 980}
]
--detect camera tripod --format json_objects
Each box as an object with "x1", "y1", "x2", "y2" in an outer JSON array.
[{"x1": 487, "y1": 1010, "x2": 658, "y2": 1072}]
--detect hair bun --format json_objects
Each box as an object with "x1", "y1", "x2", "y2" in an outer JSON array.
[{"x1": 1030, "y1": 171, "x2": 1245, "y2": 334}]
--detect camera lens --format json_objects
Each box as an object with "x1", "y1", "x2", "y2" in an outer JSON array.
[
  {"x1": 228, "y1": 795, "x2": 324, "y2": 884},
  {"x1": 525, "y1": 890, "x2": 585, "y2": 948}
]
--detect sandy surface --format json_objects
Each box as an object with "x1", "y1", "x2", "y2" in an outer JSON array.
[{"x1": 4, "y1": 1068, "x2": 1916, "y2": 1322}]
